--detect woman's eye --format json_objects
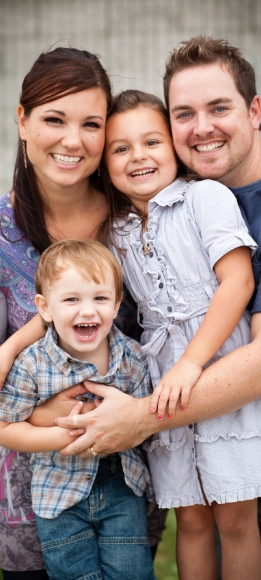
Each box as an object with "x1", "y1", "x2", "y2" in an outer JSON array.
[
  {"x1": 44, "y1": 116, "x2": 63, "y2": 124},
  {"x1": 84, "y1": 121, "x2": 100, "y2": 129}
]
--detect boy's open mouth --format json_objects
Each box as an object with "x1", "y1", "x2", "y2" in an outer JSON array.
[{"x1": 73, "y1": 323, "x2": 99, "y2": 340}]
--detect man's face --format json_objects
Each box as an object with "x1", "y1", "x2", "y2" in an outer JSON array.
[{"x1": 168, "y1": 63, "x2": 261, "y2": 186}]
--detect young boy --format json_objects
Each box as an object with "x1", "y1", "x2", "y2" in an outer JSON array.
[{"x1": 0, "y1": 239, "x2": 156, "y2": 580}]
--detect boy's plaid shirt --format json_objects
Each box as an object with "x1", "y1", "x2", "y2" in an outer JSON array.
[{"x1": 0, "y1": 325, "x2": 154, "y2": 518}]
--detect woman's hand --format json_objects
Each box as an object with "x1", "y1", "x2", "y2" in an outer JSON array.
[
  {"x1": 150, "y1": 357, "x2": 202, "y2": 419},
  {"x1": 28, "y1": 383, "x2": 96, "y2": 427}
]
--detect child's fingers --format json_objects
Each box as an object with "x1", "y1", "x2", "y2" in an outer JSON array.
[
  {"x1": 68, "y1": 401, "x2": 84, "y2": 416},
  {"x1": 156, "y1": 386, "x2": 173, "y2": 420},
  {"x1": 167, "y1": 389, "x2": 181, "y2": 418},
  {"x1": 180, "y1": 386, "x2": 192, "y2": 409},
  {"x1": 150, "y1": 384, "x2": 163, "y2": 414}
]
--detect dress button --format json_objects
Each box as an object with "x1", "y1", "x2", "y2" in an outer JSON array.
[
  {"x1": 188, "y1": 424, "x2": 193, "y2": 429},
  {"x1": 167, "y1": 306, "x2": 172, "y2": 312},
  {"x1": 157, "y1": 274, "x2": 161, "y2": 279},
  {"x1": 159, "y1": 282, "x2": 164, "y2": 289},
  {"x1": 85, "y1": 474, "x2": 92, "y2": 480},
  {"x1": 63, "y1": 362, "x2": 69, "y2": 368},
  {"x1": 149, "y1": 252, "x2": 154, "y2": 258}
]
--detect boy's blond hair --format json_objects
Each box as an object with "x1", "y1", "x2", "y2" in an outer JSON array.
[{"x1": 35, "y1": 239, "x2": 123, "y2": 303}]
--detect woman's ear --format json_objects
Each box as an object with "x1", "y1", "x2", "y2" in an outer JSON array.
[
  {"x1": 35, "y1": 294, "x2": 53, "y2": 323},
  {"x1": 17, "y1": 105, "x2": 28, "y2": 140}
]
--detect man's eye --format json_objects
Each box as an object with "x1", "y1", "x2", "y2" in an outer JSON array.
[
  {"x1": 177, "y1": 112, "x2": 191, "y2": 119},
  {"x1": 214, "y1": 107, "x2": 227, "y2": 113}
]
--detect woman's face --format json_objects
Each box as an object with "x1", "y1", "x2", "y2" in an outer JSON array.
[{"x1": 18, "y1": 88, "x2": 107, "y2": 193}]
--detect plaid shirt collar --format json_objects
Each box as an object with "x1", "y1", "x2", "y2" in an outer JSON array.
[{"x1": 44, "y1": 324, "x2": 125, "y2": 382}]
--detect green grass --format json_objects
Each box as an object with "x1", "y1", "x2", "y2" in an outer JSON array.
[
  {"x1": 0, "y1": 512, "x2": 178, "y2": 580},
  {"x1": 154, "y1": 509, "x2": 179, "y2": 580}
]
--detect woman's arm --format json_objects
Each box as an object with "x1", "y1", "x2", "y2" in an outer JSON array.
[
  {"x1": 0, "y1": 401, "x2": 85, "y2": 453},
  {"x1": 0, "y1": 314, "x2": 45, "y2": 388},
  {"x1": 151, "y1": 246, "x2": 254, "y2": 417}
]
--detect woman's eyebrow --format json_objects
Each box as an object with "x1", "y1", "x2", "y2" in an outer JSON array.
[{"x1": 42, "y1": 110, "x2": 105, "y2": 120}]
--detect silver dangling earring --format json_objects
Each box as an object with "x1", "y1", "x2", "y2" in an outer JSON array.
[
  {"x1": 22, "y1": 140, "x2": 27, "y2": 169},
  {"x1": 97, "y1": 166, "x2": 100, "y2": 177}
]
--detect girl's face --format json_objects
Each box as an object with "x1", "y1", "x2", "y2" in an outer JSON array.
[
  {"x1": 105, "y1": 106, "x2": 178, "y2": 210},
  {"x1": 18, "y1": 88, "x2": 107, "y2": 194}
]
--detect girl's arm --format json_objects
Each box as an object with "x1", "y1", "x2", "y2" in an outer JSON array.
[
  {"x1": 0, "y1": 402, "x2": 85, "y2": 453},
  {"x1": 0, "y1": 314, "x2": 45, "y2": 388},
  {"x1": 151, "y1": 246, "x2": 255, "y2": 418}
]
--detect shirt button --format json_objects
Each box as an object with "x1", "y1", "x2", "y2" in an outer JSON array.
[
  {"x1": 85, "y1": 474, "x2": 92, "y2": 480},
  {"x1": 159, "y1": 282, "x2": 164, "y2": 289},
  {"x1": 188, "y1": 424, "x2": 193, "y2": 429},
  {"x1": 149, "y1": 251, "x2": 154, "y2": 258},
  {"x1": 63, "y1": 362, "x2": 69, "y2": 368},
  {"x1": 167, "y1": 306, "x2": 172, "y2": 312}
]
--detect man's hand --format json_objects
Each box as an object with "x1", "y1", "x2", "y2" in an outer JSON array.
[{"x1": 55, "y1": 382, "x2": 152, "y2": 457}]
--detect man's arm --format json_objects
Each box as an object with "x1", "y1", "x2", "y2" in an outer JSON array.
[{"x1": 56, "y1": 321, "x2": 261, "y2": 456}]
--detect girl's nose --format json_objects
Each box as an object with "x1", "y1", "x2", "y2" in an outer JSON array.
[{"x1": 131, "y1": 145, "x2": 148, "y2": 161}]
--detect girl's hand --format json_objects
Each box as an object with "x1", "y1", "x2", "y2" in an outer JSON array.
[
  {"x1": 0, "y1": 341, "x2": 16, "y2": 389},
  {"x1": 28, "y1": 383, "x2": 96, "y2": 427},
  {"x1": 150, "y1": 357, "x2": 202, "y2": 419}
]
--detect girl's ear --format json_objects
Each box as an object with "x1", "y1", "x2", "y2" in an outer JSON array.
[
  {"x1": 17, "y1": 105, "x2": 28, "y2": 141},
  {"x1": 35, "y1": 294, "x2": 53, "y2": 323}
]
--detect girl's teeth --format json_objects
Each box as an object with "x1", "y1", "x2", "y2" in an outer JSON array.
[
  {"x1": 132, "y1": 169, "x2": 155, "y2": 176},
  {"x1": 52, "y1": 154, "x2": 81, "y2": 165}
]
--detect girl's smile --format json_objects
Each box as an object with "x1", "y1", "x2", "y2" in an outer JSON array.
[{"x1": 105, "y1": 106, "x2": 178, "y2": 211}]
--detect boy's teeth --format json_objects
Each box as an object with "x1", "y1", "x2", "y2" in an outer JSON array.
[
  {"x1": 131, "y1": 169, "x2": 155, "y2": 176},
  {"x1": 52, "y1": 154, "x2": 82, "y2": 165},
  {"x1": 195, "y1": 142, "x2": 224, "y2": 152}
]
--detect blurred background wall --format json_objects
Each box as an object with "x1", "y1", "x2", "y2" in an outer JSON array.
[{"x1": 0, "y1": 0, "x2": 260, "y2": 193}]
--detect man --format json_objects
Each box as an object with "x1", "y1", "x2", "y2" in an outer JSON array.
[{"x1": 56, "y1": 36, "x2": 261, "y2": 458}]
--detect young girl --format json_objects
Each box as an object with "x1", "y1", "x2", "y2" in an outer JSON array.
[{"x1": 103, "y1": 90, "x2": 261, "y2": 580}]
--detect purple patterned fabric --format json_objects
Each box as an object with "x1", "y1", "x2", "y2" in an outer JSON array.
[{"x1": 0, "y1": 193, "x2": 45, "y2": 571}]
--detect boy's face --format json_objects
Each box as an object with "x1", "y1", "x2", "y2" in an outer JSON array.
[{"x1": 35, "y1": 262, "x2": 121, "y2": 362}]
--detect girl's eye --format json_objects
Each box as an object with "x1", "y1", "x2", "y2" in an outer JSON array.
[
  {"x1": 114, "y1": 146, "x2": 129, "y2": 154},
  {"x1": 44, "y1": 116, "x2": 63, "y2": 124},
  {"x1": 146, "y1": 140, "x2": 159, "y2": 146}
]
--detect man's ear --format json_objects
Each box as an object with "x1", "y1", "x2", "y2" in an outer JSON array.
[
  {"x1": 35, "y1": 294, "x2": 53, "y2": 323},
  {"x1": 249, "y1": 95, "x2": 261, "y2": 130},
  {"x1": 17, "y1": 105, "x2": 28, "y2": 141}
]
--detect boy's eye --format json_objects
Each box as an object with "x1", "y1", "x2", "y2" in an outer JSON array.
[
  {"x1": 64, "y1": 297, "x2": 78, "y2": 302},
  {"x1": 95, "y1": 296, "x2": 107, "y2": 301}
]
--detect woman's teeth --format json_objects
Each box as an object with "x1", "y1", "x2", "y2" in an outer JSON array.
[{"x1": 52, "y1": 154, "x2": 82, "y2": 165}]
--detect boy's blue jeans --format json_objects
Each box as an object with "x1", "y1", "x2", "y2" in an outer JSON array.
[{"x1": 35, "y1": 454, "x2": 156, "y2": 580}]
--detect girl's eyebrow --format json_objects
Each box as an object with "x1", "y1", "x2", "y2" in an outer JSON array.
[{"x1": 107, "y1": 130, "x2": 165, "y2": 147}]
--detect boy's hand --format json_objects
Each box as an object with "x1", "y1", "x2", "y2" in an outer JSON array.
[
  {"x1": 150, "y1": 357, "x2": 202, "y2": 419},
  {"x1": 28, "y1": 384, "x2": 96, "y2": 427}
]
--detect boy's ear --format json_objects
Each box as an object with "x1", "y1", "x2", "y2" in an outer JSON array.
[
  {"x1": 113, "y1": 293, "x2": 124, "y2": 319},
  {"x1": 35, "y1": 294, "x2": 53, "y2": 323}
]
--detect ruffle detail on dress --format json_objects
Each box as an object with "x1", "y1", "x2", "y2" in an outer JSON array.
[
  {"x1": 156, "y1": 492, "x2": 205, "y2": 509},
  {"x1": 195, "y1": 431, "x2": 261, "y2": 443},
  {"x1": 143, "y1": 432, "x2": 187, "y2": 452},
  {"x1": 206, "y1": 485, "x2": 261, "y2": 505}
]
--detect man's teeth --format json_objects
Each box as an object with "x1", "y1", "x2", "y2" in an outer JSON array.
[
  {"x1": 195, "y1": 142, "x2": 225, "y2": 153},
  {"x1": 52, "y1": 153, "x2": 82, "y2": 165},
  {"x1": 131, "y1": 169, "x2": 155, "y2": 176}
]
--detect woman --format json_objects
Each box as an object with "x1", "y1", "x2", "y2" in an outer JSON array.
[
  {"x1": 0, "y1": 46, "x2": 166, "y2": 579},
  {"x1": 0, "y1": 46, "x2": 111, "y2": 580}
]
